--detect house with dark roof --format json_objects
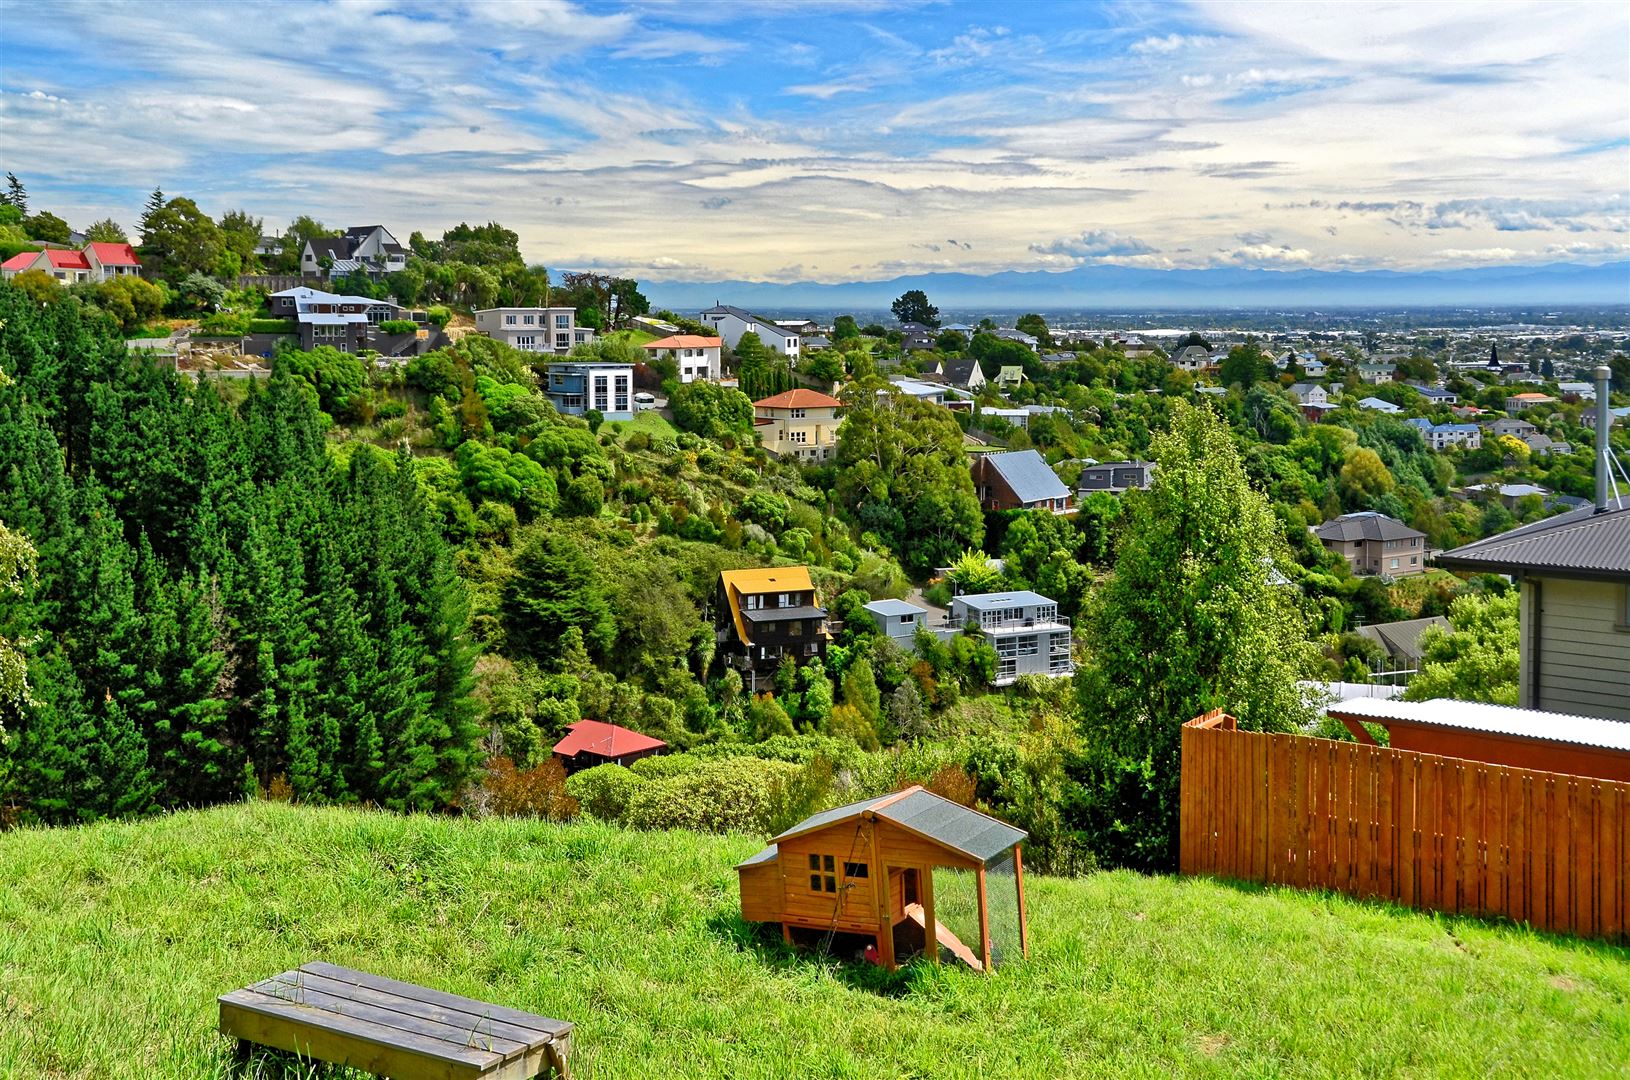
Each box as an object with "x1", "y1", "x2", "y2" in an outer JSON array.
[
  {"x1": 736, "y1": 785, "x2": 1029, "y2": 971},
  {"x1": 940, "y1": 356, "x2": 987, "y2": 392},
  {"x1": 299, "y1": 225, "x2": 407, "y2": 281},
  {"x1": 970, "y1": 450, "x2": 1072, "y2": 513},
  {"x1": 1168, "y1": 344, "x2": 1213, "y2": 373},
  {"x1": 699, "y1": 304, "x2": 802, "y2": 361},
  {"x1": 1077, "y1": 460, "x2": 1155, "y2": 496},
  {"x1": 715, "y1": 566, "x2": 829, "y2": 680},
  {"x1": 1355, "y1": 616, "x2": 1450, "y2": 669},
  {"x1": 2, "y1": 241, "x2": 141, "y2": 283},
  {"x1": 753, "y1": 388, "x2": 843, "y2": 461},
  {"x1": 551, "y1": 720, "x2": 667, "y2": 774},
  {"x1": 1313, "y1": 512, "x2": 1427, "y2": 577}
]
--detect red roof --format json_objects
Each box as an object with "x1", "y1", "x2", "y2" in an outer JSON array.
[
  {"x1": 88, "y1": 242, "x2": 140, "y2": 266},
  {"x1": 44, "y1": 249, "x2": 93, "y2": 270},
  {"x1": 642, "y1": 334, "x2": 721, "y2": 349},
  {"x1": 753, "y1": 388, "x2": 842, "y2": 410},
  {"x1": 551, "y1": 720, "x2": 666, "y2": 760},
  {"x1": 1, "y1": 252, "x2": 41, "y2": 272}
]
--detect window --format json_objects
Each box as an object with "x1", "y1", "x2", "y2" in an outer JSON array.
[
  {"x1": 790, "y1": 408, "x2": 807, "y2": 418},
  {"x1": 843, "y1": 862, "x2": 868, "y2": 879},
  {"x1": 746, "y1": 594, "x2": 763, "y2": 611},
  {"x1": 1390, "y1": 558, "x2": 1400, "y2": 569},
  {"x1": 556, "y1": 314, "x2": 570, "y2": 328},
  {"x1": 808, "y1": 854, "x2": 836, "y2": 893},
  {"x1": 778, "y1": 593, "x2": 792, "y2": 607},
  {"x1": 523, "y1": 315, "x2": 535, "y2": 325},
  {"x1": 789, "y1": 621, "x2": 803, "y2": 638},
  {"x1": 505, "y1": 315, "x2": 517, "y2": 325},
  {"x1": 556, "y1": 333, "x2": 570, "y2": 349},
  {"x1": 789, "y1": 431, "x2": 808, "y2": 444}
]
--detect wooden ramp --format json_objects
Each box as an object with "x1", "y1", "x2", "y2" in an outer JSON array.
[{"x1": 902, "y1": 903, "x2": 983, "y2": 972}]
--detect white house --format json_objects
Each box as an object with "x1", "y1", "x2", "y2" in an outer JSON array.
[
  {"x1": 544, "y1": 362, "x2": 635, "y2": 421},
  {"x1": 300, "y1": 225, "x2": 408, "y2": 280},
  {"x1": 1358, "y1": 396, "x2": 1402, "y2": 414},
  {"x1": 1288, "y1": 383, "x2": 1328, "y2": 406},
  {"x1": 936, "y1": 591, "x2": 1073, "y2": 685},
  {"x1": 474, "y1": 307, "x2": 595, "y2": 355},
  {"x1": 642, "y1": 334, "x2": 722, "y2": 383},
  {"x1": 699, "y1": 304, "x2": 801, "y2": 361},
  {"x1": 2, "y1": 241, "x2": 142, "y2": 283}
]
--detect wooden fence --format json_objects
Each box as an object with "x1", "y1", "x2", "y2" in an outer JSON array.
[{"x1": 1179, "y1": 710, "x2": 1628, "y2": 941}]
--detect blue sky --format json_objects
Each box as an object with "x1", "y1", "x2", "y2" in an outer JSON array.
[{"x1": 2, "y1": 0, "x2": 1627, "y2": 282}]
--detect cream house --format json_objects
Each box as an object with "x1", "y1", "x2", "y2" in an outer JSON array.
[{"x1": 753, "y1": 388, "x2": 842, "y2": 461}]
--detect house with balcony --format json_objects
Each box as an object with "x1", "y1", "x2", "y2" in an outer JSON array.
[
  {"x1": 971, "y1": 450, "x2": 1072, "y2": 513},
  {"x1": 641, "y1": 334, "x2": 722, "y2": 383},
  {"x1": 1505, "y1": 392, "x2": 1558, "y2": 413},
  {"x1": 1313, "y1": 512, "x2": 1427, "y2": 577},
  {"x1": 2, "y1": 241, "x2": 141, "y2": 283},
  {"x1": 474, "y1": 307, "x2": 595, "y2": 355},
  {"x1": 699, "y1": 304, "x2": 802, "y2": 360},
  {"x1": 939, "y1": 591, "x2": 1072, "y2": 685},
  {"x1": 715, "y1": 567, "x2": 829, "y2": 682},
  {"x1": 267, "y1": 286, "x2": 407, "y2": 353},
  {"x1": 753, "y1": 388, "x2": 842, "y2": 462},
  {"x1": 544, "y1": 361, "x2": 634, "y2": 421},
  {"x1": 299, "y1": 225, "x2": 408, "y2": 281}
]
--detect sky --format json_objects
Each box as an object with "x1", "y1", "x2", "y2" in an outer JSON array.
[{"x1": 3, "y1": 0, "x2": 1628, "y2": 284}]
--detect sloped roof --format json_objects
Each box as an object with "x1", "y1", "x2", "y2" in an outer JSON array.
[
  {"x1": 768, "y1": 785, "x2": 1026, "y2": 864},
  {"x1": 719, "y1": 566, "x2": 819, "y2": 644},
  {"x1": 88, "y1": 241, "x2": 140, "y2": 265},
  {"x1": 1, "y1": 251, "x2": 41, "y2": 271},
  {"x1": 942, "y1": 357, "x2": 983, "y2": 386},
  {"x1": 552, "y1": 720, "x2": 666, "y2": 759},
  {"x1": 981, "y1": 450, "x2": 1070, "y2": 504},
  {"x1": 1434, "y1": 504, "x2": 1630, "y2": 580},
  {"x1": 1314, "y1": 512, "x2": 1424, "y2": 543},
  {"x1": 1327, "y1": 697, "x2": 1630, "y2": 754},
  {"x1": 864, "y1": 598, "x2": 927, "y2": 618},
  {"x1": 701, "y1": 304, "x2": 801, "y2": 337},
  {"x1": 642, "y1": 334, "x2": 721, "y2": 349},
  {"x1": 1355, "y1": 616, "x2": 1449, "y2": 662},
  {"x1": 753, "y1": 388, "x2": 841, "y2": 410}
]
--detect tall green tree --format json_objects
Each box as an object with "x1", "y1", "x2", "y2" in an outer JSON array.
[
  {"x1": 890, "y1": 289, "x2": 939, "y2": 327},
  {"x1": 1403, "y1": 591, "x2": 1518, "y2": 705},
  {"x1": 83, "y1": 218, "x2": 128, "y2": 243},
  {"x1": 1073, "y1": 400, "x2": 1317, "y2": 870},
  {"x1": 502, "y1": 530, "x2": 616, "y2": 664},
  {"x1": 3, "y1": 173, "x2": 26, "y2": 214}
]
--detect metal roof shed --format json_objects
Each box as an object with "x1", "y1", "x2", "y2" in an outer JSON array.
[
  {"x1": 736, "y1": 786, "x2": 1028, "y2": 972},
  {"x1": 1326, "y1": 697, "x2": 1630, "y2": 783}
]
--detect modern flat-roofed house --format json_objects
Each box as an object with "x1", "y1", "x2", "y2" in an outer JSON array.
[
  {"x1": 267, "y1": 286, "x2": 406, "y2": 353},
  {"x1": 944, "y1": 591, "x2": 1072, "y2": 685},
  {"x1": 544, "y1": 361, "x2": 634, "y2": 420},
  {"x1": 1413, "y1": 386, "x2": 1458, "y2": 406},
  {"x1": 716, "y1": 566, "x2": 828, "y2": 679},
  {"x1": 863, "y1": 598, "x2": 929, "y2": 643},
  {"x1": 753, "y1": 388, "x2": 842, "y2": 462},
  {"x1": 1314, "y1": 512, "x2": 1427, "y2": 577},
  {"x1": 1435, "y1": 374, "x2": 1629, "y2": 722},
  {"x1": 642, "y1": 334, "x2": 722, "y2": 383},
  {"x1": 2, "y1": 241, "x2": 142, "y2": 283},
  {"x1": 551, "y1": 720, "x2": 667, "y2": 774},
  {"x1": 299, "y1": 225, "x2": 408, "y2": 281},
  {"x1": 1077, "y1": 460, "x2": 1155, "y2": 496},
  {"x1": 699, "y1": 304, "x2": 801, "y2": 361},
  {"x1": 971, "y1": 450, "x2": 1072, "y2": 513},
  {"x1": 474, "y1": 307, "x2": 595, "y2": 355}
]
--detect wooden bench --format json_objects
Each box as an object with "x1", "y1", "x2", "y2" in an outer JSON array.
[{"x1": 219, "y1": 961, "x2": 572, "y2": 1079}]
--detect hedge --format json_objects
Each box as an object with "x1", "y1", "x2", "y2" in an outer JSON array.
[
  {"x1": 246, "y1": 318, "x2": 296, "y2": 334},
  {"x1": 378, "y1": 319, "x2": 419, "y2": 335}
]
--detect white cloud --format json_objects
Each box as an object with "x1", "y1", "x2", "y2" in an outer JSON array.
[{"x1": 1130, "y1": 33, "x2": 1221, "y2": 55}]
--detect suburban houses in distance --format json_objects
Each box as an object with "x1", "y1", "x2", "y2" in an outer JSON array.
[
  {"x1": 299, "y1": 224, "x2": 408, "y2": 281},
  {"x1": 473, "y1": 306, "x2": 596, "y2": 354},
  {"x1": 700, "y1": 303, "x2": 802, "y2": 360},
  {"x1": 2, "y1": 240, "x2": 141, "y2": 283},
  {"x1": 1314, "y1": 512, "x2": 1428, "y2": 577}
]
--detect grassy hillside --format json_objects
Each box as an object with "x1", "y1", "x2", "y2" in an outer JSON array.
[{"x1": 0, "y1": 803, "x2": 1625, "y2": 1079}]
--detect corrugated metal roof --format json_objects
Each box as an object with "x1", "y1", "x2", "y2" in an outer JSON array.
[
  {"x1": 1435, "y1": 504, "x2": 1630, "y2": 579},
  {"x1": 1328, "y1": 697, "x2": 1630, "y2": 753},
  {"x1": 864, "y1": 599, "x2": 926, "y2": 617},
  {"x1": 742, "y1": 605, "x2": 826, "y2": 622},
  {"x1": 954, "y1": 590, "x2": 1055, "y2": 610},
  {"x1": 770, "y1": 787, "x2": 1027, "y2": 863},
  {"x1": 1354, "y1": 616, "x2": 1449, "y2": 662},
  {"x1": 981, "y1": 450, "x2": 1070, "y2": 505}
]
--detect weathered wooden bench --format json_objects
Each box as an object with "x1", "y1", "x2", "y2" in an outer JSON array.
[{"x1": 219, "y1": 961, "x2": 572, "y2": 1079}]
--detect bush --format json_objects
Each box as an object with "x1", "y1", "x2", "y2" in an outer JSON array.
[
  {"x1": 478, "y1": 757, "x2": 579, "y2": 820},
  {"x1": 567, "y1": 763, "x2": 644, "y2": 823},
  {"x1": 379, "y1": 319, "x2": 419, "y2": 335},
  {"x1": 426, "y1": 305, "x2": 452, "y2": 328},
  {"x1": 625, "y1": 757, "x2": 803, "y2": 833},
  {"x1": 246, "y1": 318, "x2": 296, "y2": 335}
]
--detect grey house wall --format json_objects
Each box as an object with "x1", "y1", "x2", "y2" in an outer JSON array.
[{"x1": 1520, "y1": 576, "x2": 1630, "y2": 721}]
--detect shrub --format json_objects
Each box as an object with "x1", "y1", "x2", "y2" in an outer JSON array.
[
  {"x1": 379, "y1": 319, "x2": 419, "y2": 335},
  {"x1": 426, "y1": 305, "x2": 452, "y2": 328},
  {"x1": 246, "y1": 318, "x2": 297, "y2": 335},
  {"x1": 567, "y1": 763, "x2": 644, "y2": 823},
  {"x1": 479, "y1": 757, "x2": 579, "y2": 820},
  {"x1": 624, "y1": 757, "x2": 802, "y2": 833}
]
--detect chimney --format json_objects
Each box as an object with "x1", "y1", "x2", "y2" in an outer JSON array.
[{"x1": 1596, "y1": 364, "x2": 1615, "y2": 512}]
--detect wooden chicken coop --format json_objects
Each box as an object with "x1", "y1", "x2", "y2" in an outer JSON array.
[{"x1": 737, "y1": 785, "x2": 1029, "y2": 972}]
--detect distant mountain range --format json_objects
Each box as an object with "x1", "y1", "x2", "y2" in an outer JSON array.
[{"x1": 644, "y1": 261, "x2": 1630, "y2": 315}]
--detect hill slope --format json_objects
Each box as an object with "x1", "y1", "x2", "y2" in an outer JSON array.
[{"x1": 0, "y1": 803, "x2": 1625, "y2": 1078}]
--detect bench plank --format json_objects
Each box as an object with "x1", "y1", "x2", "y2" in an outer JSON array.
[
  {"x1": 280, "y1": 971, "x2": 555, "y2": 1049},
  {"x1": 242, "y1": 978, "x2": 531, "y2": 1057},
  {"x1": 300, "y1": 962, "x2": 572, "y2": 1039}
]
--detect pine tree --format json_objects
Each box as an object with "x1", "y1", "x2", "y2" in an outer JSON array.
[
  {"x1": 138, "y1": 187, "x2": 165, "y2": 243},
  {"x1": 3, "y1": 173, "x2": 26, "y2": 215}
]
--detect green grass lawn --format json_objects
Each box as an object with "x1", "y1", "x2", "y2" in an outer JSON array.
[
  {"x1": 615, "y1": 409, "x2": 678, "y2": 441},
  {"x1": 1, "y1": 803, "x2": 1626, "y2": 1079}
]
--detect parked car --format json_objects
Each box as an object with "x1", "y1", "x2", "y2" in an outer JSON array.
[{"x1": 634, "y1": 392, "x2": 656, "y2": 410}]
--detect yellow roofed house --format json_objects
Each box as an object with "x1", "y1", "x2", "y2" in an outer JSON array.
[{"x1": 716, "y1": 566, "x2": 830, "y2": 684}]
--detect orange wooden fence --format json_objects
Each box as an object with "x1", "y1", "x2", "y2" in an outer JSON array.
[{"x1": 1179, "y1": 710, "x2": 1629, "y2": 941}]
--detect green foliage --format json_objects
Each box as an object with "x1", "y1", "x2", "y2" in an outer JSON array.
[
  {"x1": 672, "y1": 380, "x2": 754, "y2": 442},
  {"x1": 1404, "y1": 590, "x2": 1519, "y2": 705},
  {"x1": 22, "y1": 210, "x2": 70, "y2": 244},
  {"x1": 274, "y1": 345, "x2": 367, "y2": 419},
  {"x1": 378, "y1": 319, "x2": 419, "y2": 335},
  {"x1": 138, "y1": 197, "x2": 224, "y2": 281},
  {"x1": 83, "y1": 218, "x2": 128, "y2": 243},
  {"x1": 1075, "y1": 401, "x2": 1318, "y2": 870},
  {"x1": 890, "y1": 289, "x2": 939, "y2": 327},
  {"x1": 501, "y1": 530, "x2": 616, "y2": 663}
]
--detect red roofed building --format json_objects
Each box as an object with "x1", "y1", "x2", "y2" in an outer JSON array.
[
  {"x1": 2, "y1": 241, "x2": 142, "y2": 284},
  {"x1": 551, "y1": 720, "x2": 667, "y2": 774},
  {"x1": 753, "y1": 388, "x2": 844, "y2": 462},
  {"x1": 641, "y1": 334, "x2": 722, "y2": 383}
]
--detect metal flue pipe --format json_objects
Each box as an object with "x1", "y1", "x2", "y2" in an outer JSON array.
[{"x1": 1596, "y1": 364, "x2": 1614, "y2": 512}]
